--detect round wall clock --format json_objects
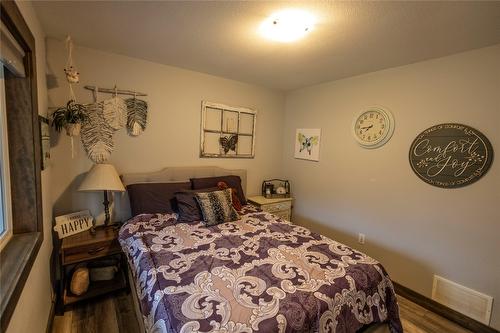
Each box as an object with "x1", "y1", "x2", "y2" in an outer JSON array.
[{"x1": 353, "y1": 106, "x2": 395, "y2": 149}]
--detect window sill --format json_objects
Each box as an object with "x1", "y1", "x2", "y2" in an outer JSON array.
[{"x1": 0, "y1": 232, "x2": 42, "y2": 331}]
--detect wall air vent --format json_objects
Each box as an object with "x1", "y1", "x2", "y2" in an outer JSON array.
[{"x1": 432, "y1": 275, "x2": 493, "y2": 325}]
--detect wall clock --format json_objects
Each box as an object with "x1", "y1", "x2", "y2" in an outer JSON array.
[{"x1": 353, "y1": 106, "x2": 395, "y2": 149}]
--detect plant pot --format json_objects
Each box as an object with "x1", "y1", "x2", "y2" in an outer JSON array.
[{"x1": 65, "y1": 123, "x2": 81, "y2": 137}]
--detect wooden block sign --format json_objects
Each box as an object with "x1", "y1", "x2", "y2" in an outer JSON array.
[{"x1": 54, "y1": 210, "x2": 94, "y2": 239}]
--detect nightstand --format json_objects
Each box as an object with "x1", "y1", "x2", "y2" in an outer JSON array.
[
  {"x1": 247, "y1": 195, "x2": 293, "y2": 221},
  {"x1": 56, "y1": 225, "x2": 128, "y2": 313}
]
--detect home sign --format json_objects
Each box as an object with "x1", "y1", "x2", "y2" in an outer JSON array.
[{"x1": 409, "y1": 123, "x2": 493, "y2": 188}]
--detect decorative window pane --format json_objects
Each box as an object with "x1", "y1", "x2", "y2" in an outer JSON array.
[
  {"x1": 203, "y1": 132, "x2": 221, "y2": 155},
  {"x1": 239, "y1": 113, "x2": 255, "y2": 135},
  {"x1": 200, "y1": 101, "x2": 256, "y2": 158},
  {"x1": 204, "y1": 107, "x2": 221, "y2": 131}
]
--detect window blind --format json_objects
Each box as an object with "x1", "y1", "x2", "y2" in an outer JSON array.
[{"x1": 0, "y1": 21, "x2": 26, "y2": 77}]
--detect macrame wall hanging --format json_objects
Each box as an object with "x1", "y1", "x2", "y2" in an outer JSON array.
[
  {"x1": 51, "y1": 36, "x2": 86, "y2": 158},
  {"x1": 125, "y1": 96, "x2": 148, "y2": 136},
  {"x1": 80, "y1": 85, "x2": 148, "y2": 163},
  {"x1": 80, "y1": 88, "x2": 115, "y2": 163}
]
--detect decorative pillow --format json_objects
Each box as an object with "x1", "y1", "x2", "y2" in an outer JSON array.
[
  {"x1": 217, "y1": 181, "x2": 242, "y2": 211},
  {"x1": 195, "y1": 189, "x2": 239, "y2": 226},
  {"x1": 175, "y1": 187, "x2": 218, "y2": 222},
  {"x1": 127, "y1": 182, "x2": 191, "y2": 216},
  {"x1": 191, "y1": 175, "x2": 246, "y2": 204}
]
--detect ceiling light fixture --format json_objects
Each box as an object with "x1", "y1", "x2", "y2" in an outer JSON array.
[{"x1": 259, "y1": 9, "x2": 315, "y2": 43}]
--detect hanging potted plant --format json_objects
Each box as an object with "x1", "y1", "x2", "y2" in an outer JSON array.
[{"x1": 52, "y1": 100, "x2": 88, "y2": 136}]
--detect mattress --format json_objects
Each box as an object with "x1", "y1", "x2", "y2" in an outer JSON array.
[{"x1": 119, "y1": 205, "x2": 402, "y2": 333}]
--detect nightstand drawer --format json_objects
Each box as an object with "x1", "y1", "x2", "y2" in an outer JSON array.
[
  {"x1": 62, "y1": 239, "x2": 121, "y2": 265},
  {"x1": 261, "y1": 201, "x2": 291, "y2": 213},
  {"x1": 273, "y1": 210, "x2": 291, "y2": 221}
]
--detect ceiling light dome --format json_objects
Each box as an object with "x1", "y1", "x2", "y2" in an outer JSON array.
[{"x1": 259, "y1": 9, "x2": 315, "y2": 43}]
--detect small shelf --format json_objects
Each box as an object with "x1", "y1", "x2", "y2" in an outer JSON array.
[{"x1": 63, "y1": 269, "x2": 127, "y2": 306}]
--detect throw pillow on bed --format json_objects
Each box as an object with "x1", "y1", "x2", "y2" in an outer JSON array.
[
  {"x1": 191, "y1": 175, "x2": 247, "y2": 205},
  {"x1": 195, "y1": 189, "x2": 239, "y2": 226},
  {"x1": 217, "y1": 181, "x2": 242, "y2": 211},
  {"x1": 175, "y1": 187, "x2": 218, "y2": 222}
]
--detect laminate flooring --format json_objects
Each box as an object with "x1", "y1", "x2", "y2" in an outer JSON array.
[{"x1": 52, "y1": 292, "x2": 472, "y2": 333}]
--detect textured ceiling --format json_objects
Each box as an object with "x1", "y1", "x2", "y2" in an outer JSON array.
[{"x1": 32, "y1": 1, "x2": 500, "y2": 91}]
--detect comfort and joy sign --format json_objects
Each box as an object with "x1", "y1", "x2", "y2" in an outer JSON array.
[{"x1": 409, "y1": 123, "x2": 493, "y2": 188}]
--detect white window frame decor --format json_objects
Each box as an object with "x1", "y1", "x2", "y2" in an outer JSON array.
[{"x1": 200, "y1": 101, "x2": 256, "y2": 158}]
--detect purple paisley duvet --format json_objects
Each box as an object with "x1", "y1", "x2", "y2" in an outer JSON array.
[{"x1": 119, "y1": 205, "x2": 402, "y2": 333}]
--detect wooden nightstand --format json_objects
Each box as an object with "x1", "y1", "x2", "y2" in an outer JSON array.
[
  {"x1": 247, "y1": 196, "x2": 293, "y2": 221},
  {"x1": 56, "y1": 225, "x2": 128, "y2": 313}
]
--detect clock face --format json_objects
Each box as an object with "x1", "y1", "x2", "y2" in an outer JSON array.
[{"x1": 353, "y1": 107, "x2": 394, "y2": 148}]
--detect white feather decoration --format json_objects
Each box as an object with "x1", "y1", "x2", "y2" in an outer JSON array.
[
  {"x1": 102, "y1": 96, "x2": 127, "y2": 130},
  {"x1": 81, "y1": 102, "x2": 115, "y2": 163}
]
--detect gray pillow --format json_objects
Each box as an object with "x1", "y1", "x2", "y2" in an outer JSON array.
[
  {"x1": 195, "y1": 189, "x2": 239, "y2": 226},
  {"x1": 127, "y1": 182, "x2": 191, "y2": 216}
]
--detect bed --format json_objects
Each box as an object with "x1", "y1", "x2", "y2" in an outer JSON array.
[{"x1": 118, "y1": 167, "x2": 402, "y2": 333}]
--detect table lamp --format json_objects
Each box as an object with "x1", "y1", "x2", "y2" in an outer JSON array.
[{"x1": 78, "y1": 163, "x2": 125, "y2": 226}]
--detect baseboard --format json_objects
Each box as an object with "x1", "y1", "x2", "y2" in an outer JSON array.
[{"x1": 393, "y1": 281, "x2": 499, "y2": 333}]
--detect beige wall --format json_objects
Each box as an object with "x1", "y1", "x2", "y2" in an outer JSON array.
[
  {"x1": 6, "y1": 2, "x2": 53, "y2": 333},
  {"x1": 283, "y1": 44, "x2": 500, "y2": 329},
  {"x1": 46, "y1": 38, "x2": 286, "y2": 223}
]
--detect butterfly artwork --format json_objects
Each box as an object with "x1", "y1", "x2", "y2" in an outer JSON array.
[
  {"x1": 219, "y1": 135, "x2": 238, "y2": 154},
  {"x1": 298, "y1": 133, "x2": 319, "y2": 155},
  {"x1": 295, "y1": 129, "x2": 321, "y2": 161}
]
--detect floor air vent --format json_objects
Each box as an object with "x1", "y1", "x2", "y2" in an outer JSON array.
[{"x1": 432, "y1": 275, "x2": 493, "y2": 325}]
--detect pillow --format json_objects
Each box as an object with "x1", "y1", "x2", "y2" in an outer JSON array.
[
  {"x1": 174, "y1": 187, "x2": 218, "y2": 222},
  {"x1": 126, "y1": 182, "x2": 191, "y2": 216},
  {"x1": 217, "y1": 181, "x2": 242, "y2": 211},
  {"x1": 191, "y1": 175, "x2": 246, "y2": 204},
  {"x1": 195, "y1": 189, "x2": 239, "y2": 226}
]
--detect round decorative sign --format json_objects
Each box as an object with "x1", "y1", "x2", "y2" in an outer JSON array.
[{"x1": 409, "y1": 123, "x2": 493, "y2": 188}]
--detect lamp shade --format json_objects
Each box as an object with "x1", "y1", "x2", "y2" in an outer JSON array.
[{"x1": 78, "y1": 164, "x2": 125, "y2": 192}]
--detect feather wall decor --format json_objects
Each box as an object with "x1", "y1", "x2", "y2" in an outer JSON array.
[
  {"x1": 103, "y1": 96, "x2": 127, "y2": 130},
  {"x1": 80, "y1": 102, "x2": 115, "y2": 163},
  {"x1": 125, "y1": 97, "x2": 148, "y2": 136}
]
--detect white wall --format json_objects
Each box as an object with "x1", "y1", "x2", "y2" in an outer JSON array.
[
  {"x1": 283, "y1": 44, "x2": 500, "y2": 329},
  {"x1": 6, "y1": 2, "x2": 52, "y2": 333},
  {"x1": 46, "y1": 38, "x2": 286, "y2": 223}
]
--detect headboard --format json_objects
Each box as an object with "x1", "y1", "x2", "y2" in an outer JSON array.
[{"x1": 121, "y1": 166, "x2": 247, "y2": 194}]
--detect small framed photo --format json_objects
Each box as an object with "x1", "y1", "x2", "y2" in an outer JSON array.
[{"x1": 294, "y1": 128, "x2": 321, "y2": 161}]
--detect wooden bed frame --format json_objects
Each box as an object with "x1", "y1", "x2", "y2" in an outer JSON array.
[{"x1": 120, "y1": 166, "x2": 391, "y2": 333}]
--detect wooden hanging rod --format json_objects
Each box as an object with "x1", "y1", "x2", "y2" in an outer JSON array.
[{"x1": 84, "y1": 85, "x2": 147, "y2": 97}]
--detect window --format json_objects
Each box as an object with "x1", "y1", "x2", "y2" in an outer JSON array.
[
  {"x1": 0, "y1": 2, "x2": 44, "y2": 331},
  {"x1": 0, "y1": 65, "x2": 13, "y2": 250}
]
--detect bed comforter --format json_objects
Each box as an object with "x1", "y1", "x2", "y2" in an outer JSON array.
[{"x1": 119, "y1": 205, "x2": 402, "y2": 333}]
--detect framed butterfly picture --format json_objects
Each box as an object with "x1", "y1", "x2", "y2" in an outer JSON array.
[
  {"x1": 200, "y1": 101, "x2": 256, "y2": 158},
  {"x1": 294, "y1": 128, "x2": 321, "y2": 161}
]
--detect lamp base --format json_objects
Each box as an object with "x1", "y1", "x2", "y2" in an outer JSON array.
[{"x1": 103, "y1": 190, "x2": 110, "y2": 226}]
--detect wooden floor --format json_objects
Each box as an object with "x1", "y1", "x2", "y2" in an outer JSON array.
[
  {"x1": 52, "y1": 292, "x2": 471, "y2": 333},
  {"x1": 398, "y1": 296, "x2": 471, "y2": 333},
  {"x1": 52, "y1": 292, "x2": 140, "y2": 333}
]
